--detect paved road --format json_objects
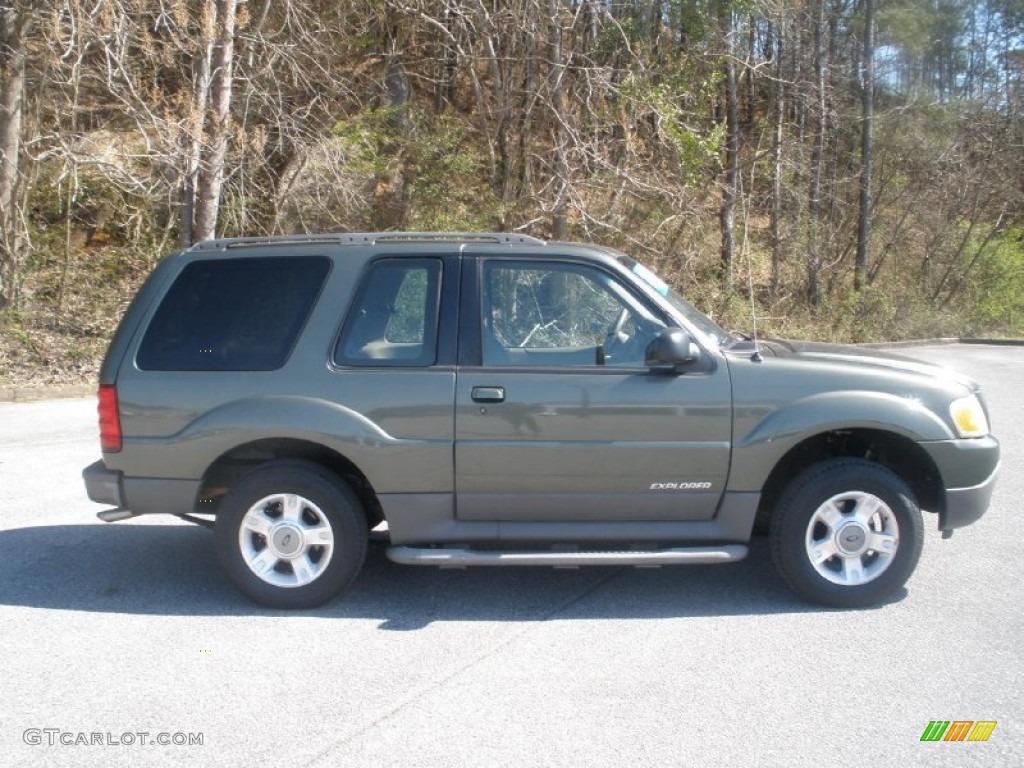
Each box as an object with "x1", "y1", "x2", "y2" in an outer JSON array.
[{"x1": 0, "y1": 344, "x2": 1020, "y2": 767}]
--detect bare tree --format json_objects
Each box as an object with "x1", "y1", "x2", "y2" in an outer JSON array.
[
  {"x1": 192, "y1": 0, "x2": 239, "y2": 243},
  {"x1": 548, "y1": 0, "x2": 568, "y2": 238},
  {"x1": 180, "y1": 3, "x2": 216, "y2": 248},
  {"x1": 720, "y1": 8, "x2": 739, "y2": 288},
  {"x1": 0, "y1": 1, "x2": 30, "y2": 306},
  {"x1": 806, "y1": 0, "x2": 827, "y2": 307},
  {"x1": 769, "y1": 9, "x2": 787, "y2": 303},
  {"x1": 854, "y1": 0, "x2": 874, "y2": 295}
]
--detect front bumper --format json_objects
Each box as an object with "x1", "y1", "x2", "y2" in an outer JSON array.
[
  {"x1": 940, "y1": 463, "x2": 1000, "y2": 532},
  {"x1": 920, "y1": 435, "x2": 1000, "y2": 532}
]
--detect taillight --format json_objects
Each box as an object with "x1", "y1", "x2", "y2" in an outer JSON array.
[{"x1": 98, "y1": 385, "x2": 122, "y2": 453}]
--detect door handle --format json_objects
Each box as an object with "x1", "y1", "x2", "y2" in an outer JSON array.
[{"x1": 471, "y1": 386, "x2": 505, "y2": 403}]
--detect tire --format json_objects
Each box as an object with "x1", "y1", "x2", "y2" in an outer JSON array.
[
  {"x1": 769, "y1": 458, "x2": 924, "y2": 608},
  {"x1": 214, "y1": 459, "x2": 369, "y2": 609}
]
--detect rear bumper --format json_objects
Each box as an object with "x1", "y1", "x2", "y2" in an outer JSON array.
[
  {"x1": 83, "y1": 460, "x2": 200, "y2": 515},
  {"x1": 83, "y1": 460, "x2": 124, "y2": 507}
]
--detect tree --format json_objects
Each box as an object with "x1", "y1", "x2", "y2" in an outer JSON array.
[
  {"x1": 2, "y1": 0, "x2": 1023, "y2": 352},
  {"x1": 720, "y1": 8, "x2": 739, "y2": 288},
  {"x1": 769, "y1": 7, "x2": 788, "y2": 303},
  {"x1": 0, "y1": 2, "x2": 30, "y2": 306},
  {"x1": 855, "y1": 0, "x2": 875, "y2": 295},
  {"x1": 191, "y1": 0, "x2": 239, "y2": 244},
  {"x1": 548, "y1": 0, "x2": 568, "y2": 239},
  {"x1": 806, "y1": 0, "x2": 828, "y2": 307}
]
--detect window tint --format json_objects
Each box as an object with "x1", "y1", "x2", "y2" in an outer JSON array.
[
  {"x1": 335, "y1": 258, "x2": 441, "y2": 366},
  {"x1": 482, "y1": 262, "x2": 663, "y2": 367},
  {"x1": 136, "y1": 256, "x2": 329, "y2": 371}
]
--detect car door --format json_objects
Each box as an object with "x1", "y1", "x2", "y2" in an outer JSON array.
[{"x1": 454, "y1": 255, "x2": 732, "y2": 522}]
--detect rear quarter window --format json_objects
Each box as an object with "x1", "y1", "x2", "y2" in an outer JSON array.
[
  {"x1": 136, "y1": 255, "x2": 330, "y2": 371},
  {"x1": 334, "y1": 258, "x2": 442, "y2": 367}
]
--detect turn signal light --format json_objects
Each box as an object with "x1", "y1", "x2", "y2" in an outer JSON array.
[{"x1": 949, "y1": 394, "x2": 989, "y2": 439}]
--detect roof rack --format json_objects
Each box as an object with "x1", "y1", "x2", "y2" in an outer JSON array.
[
  {"x1": 372, "y1": 232, "x2": 546, "y2": 245},
  {"x1": 188, "y1": 232, "x2": 547, "y2": 251}
]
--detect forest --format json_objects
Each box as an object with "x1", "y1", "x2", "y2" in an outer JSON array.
[{"x1": 1, "y1": 0, "x2": 1022, "y2": 386}]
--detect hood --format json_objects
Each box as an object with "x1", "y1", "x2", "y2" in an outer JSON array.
[{"x1": 747, "y1": 339, "x2": 980, "y2": 391}]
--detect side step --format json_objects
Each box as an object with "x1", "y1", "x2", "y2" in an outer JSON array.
[
  {"x1": 96, "y1": 508, "x2": 137, "y2": 523},
  {"x1": 386, "y1": 545, "x2": 748, "y2": 568}
]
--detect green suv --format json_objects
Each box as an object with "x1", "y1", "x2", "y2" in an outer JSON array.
[{"x1": 82, "y1": 232, "x2": 1000, "y2": 608}]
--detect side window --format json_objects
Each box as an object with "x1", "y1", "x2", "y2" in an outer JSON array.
[
  {"x1": 335, "y1": 258, "x2": 441, "y2": 366},
  {"x1": 136, "y1": 256, "x2": 329, "y2": 371},
  {"x1": 385, "y1": 268, "x2": 430, "y2": 343},
  {"x1": 482, "y1": 262, "x2": 664, "y2": 367}
]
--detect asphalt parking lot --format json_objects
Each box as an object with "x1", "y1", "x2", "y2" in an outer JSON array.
[{"x1": 0, "y1": 343, "x2": 1020, "y2": 767}]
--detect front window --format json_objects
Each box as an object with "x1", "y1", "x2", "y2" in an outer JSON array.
[{"x1": 481, "y1": 261, "x2": 664, "y2": 367}]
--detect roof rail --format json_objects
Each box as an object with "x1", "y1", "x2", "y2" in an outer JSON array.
[
  {"x1": 371, "y1": 232, "x2": 546, "y2": 245},
  {"x1": 189, "y1": 235, "x2": 347, "y2": 251},
  {"x1": 188, "y1": 232, "x2": 547, "y2": 251}
]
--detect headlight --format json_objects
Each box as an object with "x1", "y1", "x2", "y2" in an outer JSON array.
[{"x1": 949, "y1": 394, "x2": 990, "y2": 438}]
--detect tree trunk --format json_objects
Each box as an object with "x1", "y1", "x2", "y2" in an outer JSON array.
[
  {"x1": 807, "y1": 0, "x2": 827, "y2": 307},
  {"x1": 854, "y1": 0, "x2": 874, "y2": 294},
  {"x1": 193, "y1": 0, "x2": 238, "y2": 243},
  {"x1": 435, "y1": 5, "x2": 458, "y2": 112},
  {"x1": 720, "y1": 12, "x2": 738, "y2": 288},
  {"x1": 516, "y1": 29, "x2": 538, "y2": 204},
  {"x1": 0, "y1": 4, "x2": 30, "y2": 306},
  {"x1": 180, "y1": 7, "x2": 215, "y2": 249},
  {"x1": 744, "y1": 14, "x2": 756, "y2": 132},
  {"x1": 770, "y1": 21, "x2": 785, "y2": 303},
  {"x1": 549, "y1": 0, "x2": 568, "y2": 239}
]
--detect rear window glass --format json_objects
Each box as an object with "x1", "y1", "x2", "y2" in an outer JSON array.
[
  {"x1": 334, "y1": 258, "x2": 442, "y2": 367},
  {"x1": 136, "y1": 256, "x2": 330, "y2": 371}
]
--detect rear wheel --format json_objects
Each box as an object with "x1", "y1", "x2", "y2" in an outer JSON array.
[
  {"x1": 770, "y1": 459, "x2": 923, "y2": 607},
  {"x1": 214, "y1": 460, "x2": 368, "y2": 608}
]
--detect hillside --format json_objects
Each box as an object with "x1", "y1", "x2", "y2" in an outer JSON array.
[{"x1": 1, "y1": 1, "x2": 1021, "y2": 388}]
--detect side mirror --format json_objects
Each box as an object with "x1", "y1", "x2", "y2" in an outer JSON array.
[{"x1": 645, "y1": 327, "x2": 701, "y2": 372}]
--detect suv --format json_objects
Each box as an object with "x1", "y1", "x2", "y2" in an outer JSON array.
[{"x1": 83, "y1": 232, "x2": 1000, "y2": 608}]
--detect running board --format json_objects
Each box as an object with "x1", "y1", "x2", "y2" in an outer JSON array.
[
  {"x1": 96, "y1": 508, "x2": 137, "y2": 523},
  {"x1": 386, "y1": 545, "x2": 748, "y2": 568}
]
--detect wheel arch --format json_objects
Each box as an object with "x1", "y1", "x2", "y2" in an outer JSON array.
[
  {"x1": 756, "y1": 429, "x2": 944, "y2": 529},
  {"x1": 196, "y1": 437, "x2": 383, "y2": 528}
]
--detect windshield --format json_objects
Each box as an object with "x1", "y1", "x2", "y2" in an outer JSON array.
[{"x1": 627, "y1": 260, "x2": 730, "y2": 345}]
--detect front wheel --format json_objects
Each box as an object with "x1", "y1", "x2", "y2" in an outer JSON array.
[
  {"x1": 214, "y1": 460, "x2": 368, "y2": 609},
  {"x1": 770, "y1": 459, "x2": 924, "y2": 608}
]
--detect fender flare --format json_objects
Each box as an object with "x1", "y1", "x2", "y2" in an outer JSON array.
[
  {"x1": 129, "y1": 395, "x2": 448, "y2": 493},
  {"x1": 728, "y1": 390, "x2": 953, "y2": 491}
]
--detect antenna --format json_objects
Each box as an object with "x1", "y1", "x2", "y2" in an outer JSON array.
[{"x1": 746, "y1": 264, "x2": 762, "y2": 362}]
